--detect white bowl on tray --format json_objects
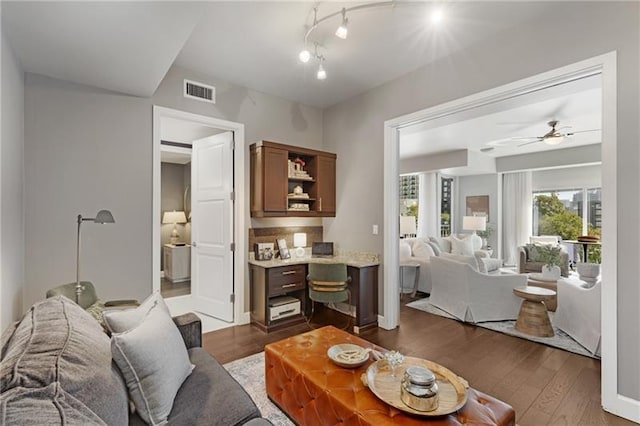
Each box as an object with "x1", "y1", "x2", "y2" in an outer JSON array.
[{"x1": 327, "y1": 344, "x2": 370, "y2": 368}]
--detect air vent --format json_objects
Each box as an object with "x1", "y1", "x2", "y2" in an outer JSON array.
[{"x1": 184, "y1": 79, "x2": 215, "y2": 104}]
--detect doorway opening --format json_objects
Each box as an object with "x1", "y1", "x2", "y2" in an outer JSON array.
[
  {"x1": 384, "y1": 53, "x2": 622, "y2": 416},
  {"x1": 153, "y1": 106, "x2": 246, "y2": 333}
]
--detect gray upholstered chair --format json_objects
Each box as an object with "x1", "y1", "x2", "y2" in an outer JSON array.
[
  {"x1": 46, "y1": 281, "x2": 138, "y2": 322},
  {"x1": 307, "y1": 263, "x2": 351, "y2": 329}
]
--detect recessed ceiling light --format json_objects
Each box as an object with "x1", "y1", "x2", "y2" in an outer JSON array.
[{"x1": 430, "y1": 8, "x2": 444, "y2": 24}]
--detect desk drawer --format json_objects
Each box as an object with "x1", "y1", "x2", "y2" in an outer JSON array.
[{"x1": 268, "y1": 265, "x2": 306, "y2": 295}]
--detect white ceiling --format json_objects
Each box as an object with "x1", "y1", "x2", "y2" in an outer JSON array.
[
  {"x1": 399, "y1": 73, "x2": 603, "y2": 160},
  {"x1": 2, "y1": 1, "x2": 554, "y2": 108},
  {"x1": 2, "y1": 2, "x2": 203, "y2": 96}
]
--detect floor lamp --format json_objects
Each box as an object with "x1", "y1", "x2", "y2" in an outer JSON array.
[{"x1": 76, "y1": 210, "x2": 115, "y2": 303}]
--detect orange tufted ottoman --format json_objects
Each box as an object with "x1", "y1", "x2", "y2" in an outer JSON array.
[{"x1": 265, "y1": 326, "x2": 515, "y2": 425}]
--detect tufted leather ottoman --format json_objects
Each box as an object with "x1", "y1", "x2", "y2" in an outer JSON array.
[{"x1": 265, "y1": 326, "x2": 515, "y2": 425}]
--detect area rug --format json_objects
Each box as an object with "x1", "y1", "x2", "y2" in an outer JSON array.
[
  {"x1": 406, "y1": 297, "x2": 599, "y2": 360},
  {"x1": 223, "y1": 352, "x2": 294, "y2": 426}
]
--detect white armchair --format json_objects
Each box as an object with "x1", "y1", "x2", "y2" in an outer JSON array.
[
  {"x1": 429, "y1": 256, "x2": 527, "y2": 323},
  {"x1": 554, "y1": 278, "x2": 601, "y2": 356}
]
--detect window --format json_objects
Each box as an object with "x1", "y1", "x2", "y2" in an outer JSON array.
[
  {"x1": 399, "y1": 174, "x2": 418, "y2": 218},
  {"x1": 441, "y1": 177, "x2": 453, "y2": 236}
]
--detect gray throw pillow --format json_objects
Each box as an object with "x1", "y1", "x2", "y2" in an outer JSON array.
[
  {"x1": 111, "y1": 303, "x2": 192, "y2": 425},
  {"x1": 427, "y1": 241, "x2": 441, "y2": 256},
  {"x1": 104, "y1": 291, "x2": 169, "y2": 334}
]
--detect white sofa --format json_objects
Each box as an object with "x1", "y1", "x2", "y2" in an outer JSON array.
[
  {"x1": 554, "y1": 277, "x2": 601, "y2": 356},
  {"x1": 399, "y1": 235, "x2": 498, "y2": 294},
  {"x1": 429, "y1": 256, "x2": 527, "y2": 323}
]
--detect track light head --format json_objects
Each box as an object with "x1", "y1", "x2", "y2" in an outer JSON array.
[
  {"x1": 316, "y1": 63, "x2": 327, "y2": 80},
  {"x1": 335, "y1": 9, "x2": 348, "y2": 39},
  {"x1": 298, "y1": 49, "x2": 311, "y2": 63}
]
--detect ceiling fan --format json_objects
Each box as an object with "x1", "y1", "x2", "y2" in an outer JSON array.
[{"x1": 483, "y1": 120, "x2": 600, "y2": 151}]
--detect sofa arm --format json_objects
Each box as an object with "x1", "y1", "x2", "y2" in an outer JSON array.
[{"x1": 173, "y1": 313, "x2": 202, "y2": 349}]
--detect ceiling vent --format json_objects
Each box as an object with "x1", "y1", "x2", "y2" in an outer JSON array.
[{"x1": 184, "y1": 79, "x2": 215, "y2": 104}]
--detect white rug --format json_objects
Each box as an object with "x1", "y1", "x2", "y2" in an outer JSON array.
[
  {"x1": 223, "y1": 352, "x2": 294, "y2": 426},
  {"x1": 406, "y1": 297, "x2": 599, "y2": 360}
]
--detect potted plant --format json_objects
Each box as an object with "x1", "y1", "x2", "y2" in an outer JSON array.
[
  {"x1": 477, "y1": 225, "x2": 493, "y2": 249},
  {"x1": 538, "y1": 245, "x2": 562, "y2": 280}
]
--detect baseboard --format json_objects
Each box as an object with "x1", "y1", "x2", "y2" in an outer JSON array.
[
  {"x1": 377, "y1": 314, "x2": 396, "y2": 330},
  {"x1": 604, "y1": 393, "x2": 640, "y2": 423}
]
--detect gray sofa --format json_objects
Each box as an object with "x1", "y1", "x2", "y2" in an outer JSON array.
[{"x1": 0, "y1": 296, "x2": 271, "y2": 426}]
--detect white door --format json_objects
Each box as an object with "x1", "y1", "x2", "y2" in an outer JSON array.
[{"x1": 191, "y1": 131, "x2": 234, "y2": 321}]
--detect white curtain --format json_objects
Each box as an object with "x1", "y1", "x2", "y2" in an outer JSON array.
[
  {"x1": 502, "y1": 172, "x2": 532, "y2": 266},
  {"x1": 417, "y1": 173, "x2": 438, "y2": 238}
]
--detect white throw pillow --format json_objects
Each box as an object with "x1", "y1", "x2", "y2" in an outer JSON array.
[
  {"x1": 450, "y1": 235, "x2": 475, "y2": 256},
  {"x1": 429, "y1": 236, "x2": 452, "y2": 253},
  {"x1": 412, "y1": 240, "x2": 435, "y2": 259},
  {"x1": 111, "y1": 304, "x2": 192, "y2": 425},
  {"x1": 399, "y1": 241, "x2": 412, "y2": 260},
  {"x1": 104, "y1": 291, "x2": 170, "y2": 334}
]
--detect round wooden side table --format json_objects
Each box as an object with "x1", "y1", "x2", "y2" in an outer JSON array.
[{"x1": 513, "y1": 286, "x2": 556, "y2": 337}]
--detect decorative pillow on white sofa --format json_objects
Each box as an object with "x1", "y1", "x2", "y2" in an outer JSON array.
[
  {"x1": 111, "y1": 302, "x2": 193, "y2": 426},
  {"x1": 412, "y1": 240, "x2": 435, "y2": 259},
  {"x1": 399, "y1": 240, "x2": 412, "y2": 261},
  {"x1": 428, "y1": 236, "x2": 451, "y2": 253},
  {"x1": 450, "y1": 235, "x2": 475, "y2": 256}
]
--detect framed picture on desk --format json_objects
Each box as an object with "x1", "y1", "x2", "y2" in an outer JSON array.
[{"x1": 277, "y1": 238, "x2": 291, "y2": 259}]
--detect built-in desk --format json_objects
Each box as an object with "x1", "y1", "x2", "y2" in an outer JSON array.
[{"x1": 248, "y1": 253, "x2": 380, "y2": 334}]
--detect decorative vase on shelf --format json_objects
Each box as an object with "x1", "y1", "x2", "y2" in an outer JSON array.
[
  {"x1": 541, "y1": 264, "x2": 561, "y2": 280},
  {"x1": 577, "y1": 262, "x2": 600, "y2": 283}
]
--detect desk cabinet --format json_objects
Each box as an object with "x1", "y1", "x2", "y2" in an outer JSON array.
[
  {"x1": 249, "y1": 262, "x2": 379, "y2": 334},
  {"x1": 164, "y1": 244, "x2": 191, "y2": 283}
]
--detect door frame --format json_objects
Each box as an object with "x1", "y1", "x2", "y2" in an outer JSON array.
[
  {"x1": 152, "y1": 106, "x2": 248, "y2": 325},
  {"x1": 382, "y1": 52, "x2": 628, "y2": 419}
]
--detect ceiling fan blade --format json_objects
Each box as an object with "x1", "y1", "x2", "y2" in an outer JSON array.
[
  {"x1": 566, "y1": 128, "x2": 601, "y2": 135},
  {"x1": 509, "y1": 136, "x2": 541, "y2": 140},
  {"x1": 518, "y1": 140, "x2": 542, "y2": 147}
]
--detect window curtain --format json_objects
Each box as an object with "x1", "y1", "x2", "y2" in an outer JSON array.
[
  {"x1": 502, "y1": 171, "x2": 532, "y2": 266},
  {"x1": 417, "y1": 173, "x2": 438, "y2": 238}
]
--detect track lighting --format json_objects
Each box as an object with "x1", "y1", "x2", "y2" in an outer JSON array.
[
  {"x1": 298, "y1": 49, "x2": 311, "y2": 63},
  {"x1": 316, "y1": 63, "x2": 327, "y2": 80},
  {"x1": 335, "y1": 8, "x2": 348, "y2": 39}
]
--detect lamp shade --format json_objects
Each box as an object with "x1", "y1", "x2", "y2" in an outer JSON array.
[
  {"x1": 163, "y1": 210, "x2": 187, "y2": 224},
  {"x1": 463, "y1": 215, "x2": 486, "y2": 232},
  {"x1": 94, "y1": 210, "x2": 115, "y2": 224},
  {"x1": 399, "y1": 216, "x2": 417, "y2": 236},
  {"x1": 293, "y1": 232, "x2": 307, "y2": 248}
]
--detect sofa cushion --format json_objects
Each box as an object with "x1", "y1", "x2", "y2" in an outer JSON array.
[
  {"x1": 427, "y1": 241, "x2": 442, "y2": 256},
  {"x1": 399, "y1": 240, "x2": 412, "y2": 261},
  {"x1": 111, "y1": 302, "x2": 192, "y2": 425},
  {"x1": 0, "y1": 384, "x2": 107, "y2": 425},
  {"x1": 0, "y1": 296, "x2": 128, "y2": 425},
  {"x1": 481, "y1": 258, "x2": 503, "y2": 273},
  {"x1": 412, "y1": 240, "x2": 435, "y2": 259},
  {"x1": 441, "y1": 252, "x2": 479, "y2": 271},
  {"x1": 104, "y1": 291, "x2": 169, "y2": 334},
  {"x1": 450, "y1": 235, "x2": 475, "y2": 256},
  {"x1": 429, "y1": 236, "x2": 451, "y2": 253}
]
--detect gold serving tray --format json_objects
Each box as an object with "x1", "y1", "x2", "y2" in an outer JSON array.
[{"x1": 361, "y1": 356, "x2": 469, "y2": 417}]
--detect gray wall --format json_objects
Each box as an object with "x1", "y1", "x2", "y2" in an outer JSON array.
[
  {"x1": 1, "y1": 28, "x2": 25, "y2": 331},
  {"x1": 323, "y1": 2, "x2": 639, "y2": 399},
  {"x1": 24, "y1": 64, "x2": 324, "y2": 314},
  {"x1": 456, "y1": 175, "x2": 499, "y2": 250}
]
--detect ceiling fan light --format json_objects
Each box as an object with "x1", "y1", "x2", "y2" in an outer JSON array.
[
  {"x1": 317, "y1": 63, "x2": 327, "y2": 80},
  {"x1": 544, "y1": 135, "x2": 564, "y2": 145},
  {"x1": 298, "y1": 49, "x2": 311, "y2": 63}
]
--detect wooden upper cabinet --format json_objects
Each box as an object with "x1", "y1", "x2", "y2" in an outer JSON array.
[
  {"x1": 250, "y1": 141, "x2": 336, "y2": 217},
  {"x1": 315, "y1": 154, "x2": 336, "y2": 215}
]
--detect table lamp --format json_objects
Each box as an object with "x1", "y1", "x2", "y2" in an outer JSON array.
[
  {"x1": 163, "y1": 210, "x2": 188, "y2": 244},
  {"x1": 76, "y1": 209, "x2": 115, "y2": 303},
  {"x1": 399, "y1": 216, "x2": 417, "y2": 238},
  {"x1": 293, "y1": 232, "x2": 307, "y2": 257},
  {"x1": 463, "y1": 215, "x2": 486, "y2": 249}
]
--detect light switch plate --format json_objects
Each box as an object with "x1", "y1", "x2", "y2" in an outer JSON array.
[{"x1": 372, "y1": 224, "x2": 379, "y2": 235}]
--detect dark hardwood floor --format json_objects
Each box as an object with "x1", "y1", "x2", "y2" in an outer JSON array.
[
  {"x1": 161, "y1": 277, "x2": 190, "y2": 298},
  {"x1": 203, "y1": 299, "x2": 633, "y2": 426}
]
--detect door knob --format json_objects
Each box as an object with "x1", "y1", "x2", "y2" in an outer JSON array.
[{"x1": 191, "y1": 242, "x2": 197, "y2": 247}]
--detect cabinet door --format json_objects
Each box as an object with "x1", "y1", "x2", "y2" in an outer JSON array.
[
  {"x1": 316, "y1": 154, "x2": 336, "y2": 215},
  {"x1": 263, "y1": 147, "x2": 288, "y2": 212}
]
